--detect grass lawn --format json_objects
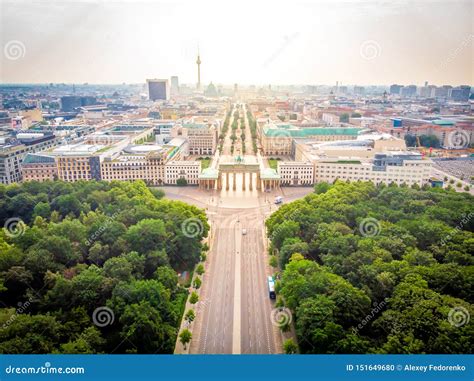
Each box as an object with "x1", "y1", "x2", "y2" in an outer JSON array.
[
  {"x1": 268, "y1": 159, "x2": 278, "y2": 170},
  {"x1": 198, "y1": 158, "x2": 211, "y2": 170}
]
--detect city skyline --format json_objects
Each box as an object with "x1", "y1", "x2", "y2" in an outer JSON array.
[{"x1": 1, "y1": 0, "x2": 472, "y2": 86}]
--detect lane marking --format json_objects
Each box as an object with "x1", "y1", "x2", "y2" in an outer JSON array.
[{"x1": 232, "y1": 221, "x2": 242, "y2": 354}]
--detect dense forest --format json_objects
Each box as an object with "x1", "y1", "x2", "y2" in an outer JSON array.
[
  {"x1": 266, "y1": 181, "x2": 473, "y2": 354},
  {"x1": 0, "y1": 180, "x2": 208, "y2": 354}
]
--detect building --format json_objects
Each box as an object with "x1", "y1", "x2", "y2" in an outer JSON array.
[
  {"x1": 435, "y1": 85, "x2": 453, "y2": 99},
  {"x1": 450, "y1": 85, "x2": 471, "y2": 102},
  {"x1": 165, "y1": 161, "x2": 201, "y2": 185},
  {"x1": 314, "y1": 153, "x2": 431, "y2": 186},
  {"x1": 261, "y1": 123, "x2": 363, "y2": 156},
  {"x1": 147, "y1": 79, "x2": 170, "y2": 101},
  {"x1": 0, "y1": 111, "x2": 12, "y2": 127},
  {"x1": 60, "y1": 96, "x2": 97, "y2": 112},
  {"x1": 21, "y1": 153, "x2": 57, "y2": 182},
  {"x1": 377, "y1": 119, "x2": 473, "y2": 148},
  {"x1": 0, "y1": 132, "x2": 60, "y2": 184},
  {"x1": 277, "y1": 161, "x2": 314, "y2": 186},
  {"x1": 295, "y1": 134, "x2": 432, "y2": 187},
  {"x1": 390, "y1": 84, "x2": 403, "y2": 95},
  {"x1": 22, "y1": 128, "x2": 197, "y2": 186},
  {"x1": 171, "y1": 123, "x2": 218, "y2": 155},
  {"x1": 419, "y1": 85, "x2": 436, "y2": 98},
  {"x1": 54, "y1": 143, "x2": 108, "y2": 182},
  {"x1": 401, "y1": 85, "x2": 417, "y2": 97},
  {"x1": 170, "y1": 76, "x2": 179, "y2": 96},
  {"x1": 322, "y1": 113, "x2": 340, "y2": 126},
  {"x1": 100, "y1": 145, "x2": 170, "y2": 185}
]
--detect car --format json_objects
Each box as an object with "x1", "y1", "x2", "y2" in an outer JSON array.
[{"x1": 242, "y1": 229, "x2": 247, "y2": 235}]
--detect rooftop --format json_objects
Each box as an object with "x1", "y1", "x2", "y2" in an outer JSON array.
[
  {"x1": 199, "y1": 168, "x2": 219, "y2": 180},
  {"x1": 260, "y1": 168, "x2": 281, "y2": 180},
  {"x1": 263, "y1": 124, "x2": 363, "y2": 137}
]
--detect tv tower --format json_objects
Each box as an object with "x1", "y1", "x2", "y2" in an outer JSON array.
[{"x1": 196, "y1": 47, "x2": 201, "y2": 90}]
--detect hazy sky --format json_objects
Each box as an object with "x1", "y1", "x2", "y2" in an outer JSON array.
[{"x1": 0, "y1": 0, "x2": 472, "y2": 86}]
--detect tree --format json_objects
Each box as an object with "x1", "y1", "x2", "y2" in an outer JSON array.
[
  {"x1": 196, "y1": 264, "x2": 205, "y2": 275},
  {"x1": 189, "y1": 291, "x2": 199, "y2": 304},
  {"x1": 267, "y1": 181, "x2": 473, "y2": 354},
  {"x1": 269, "y1": 255, "x2": 278, "y2": 268},
  {"x1": 193, "y1": 277, "x2": 202, "y2": 289},
  {"x1": 339, "y1": 113, "x2": 349, "y2": 123},
  {"x1": 125, "y1": 219, "x2": 167, "y2": 254},
  {"x1": 179, "y1": 329, "x2": 192, "y2": 349},
  {"x1": 176, "y1": 178, "x2": 188, "y2": 186},
  {"x1": 314, "y1": 182, "x2": 331, "y2": 194},
  {"x1": 58, "y1": 327, "x2": 105, "y2": 354},
  {"x1": 33, "y1": 202, "x2": 51, "y2": 219},
  {"x1": 103, "y1": 257, "x2": 133, "y2": 281},
  {"x1": 283, "y1": 338, "x2": 298, "y2": 354},
  {"x1": 184, "y1": 309, "x2": 196, "y2": 324},
  {"x1": 119, "y1": 301, "x2": 176, "y2": 353},
  {"x1": 0, "y1": 180, "x2": 206, "y2": 354}
]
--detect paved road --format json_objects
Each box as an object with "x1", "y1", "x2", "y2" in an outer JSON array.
[
  {"x1": 240, "y1": 198, "x2": 279, "y2": 354},
  {"x1": 187, "y1": 102, "x2": 285, "y2": 354},
  {"x1": 189, "y1": 203, "x2": 281, "y2": 354},
  {"x1": 194, "y1": 209, "x2": 236, "y2": 353}
]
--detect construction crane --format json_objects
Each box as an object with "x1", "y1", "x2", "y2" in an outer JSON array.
[{"x1": 416, "y1": 136, "x2": 426, "y2": 157}]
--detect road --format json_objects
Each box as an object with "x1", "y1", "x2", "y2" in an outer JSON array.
[
  {"x1": 188, "y1": 202, "x2": 281, "y2": 354},
  {"x1": 240, "y1": 196, "x2": 278, "y2": 354}
]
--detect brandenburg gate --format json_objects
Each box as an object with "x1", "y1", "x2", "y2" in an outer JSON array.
[{"x1": 198, "y1": 159, "x2": 280, "y2": 192}]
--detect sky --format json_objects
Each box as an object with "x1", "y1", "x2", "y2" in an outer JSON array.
[{"x1": 0, "y1": 0, "x2": 472, "y2": 86}]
